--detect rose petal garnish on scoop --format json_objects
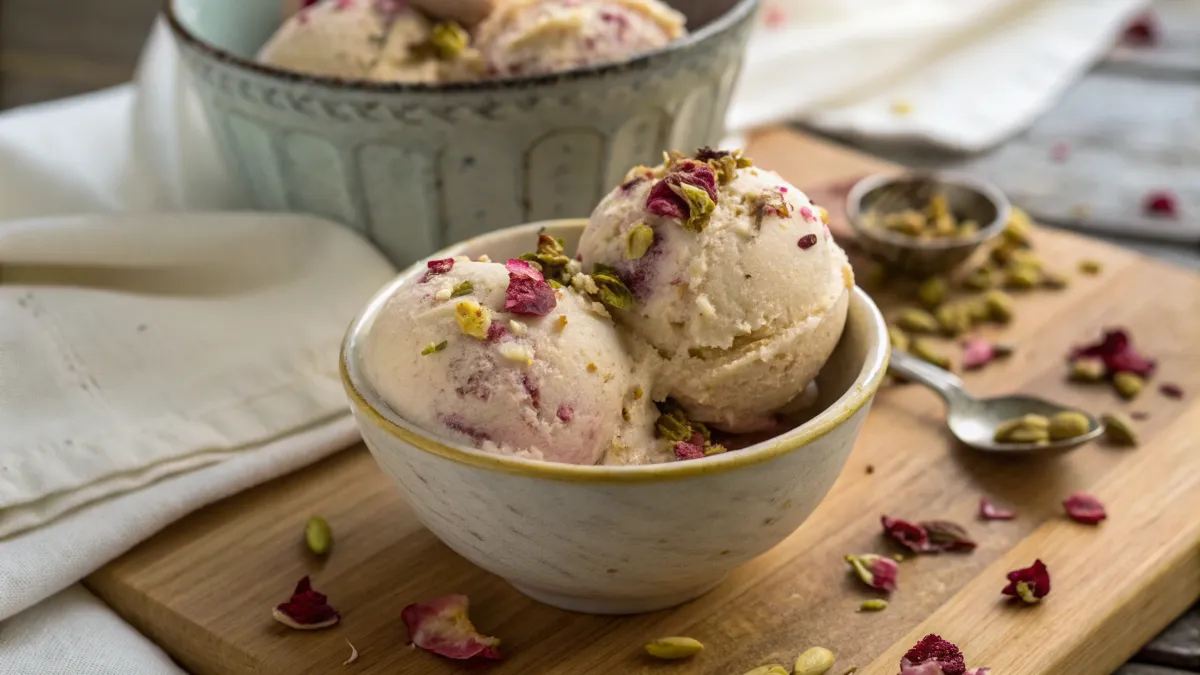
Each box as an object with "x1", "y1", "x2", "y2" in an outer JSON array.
[
  {"x1": 401, "y1": 595, "x2": 501, "y2": 660},
  {"x1": 1002, "y1": 559, "x2": 1051, "y2": 604},
  {"x1": 272, "y1": 576, "x2": 340, "y2": 630},
  {"x1": 979, "y1": 498, "x2": 1016, "y2": 521},
  {"x1": 1063, "y1": 492, "x2": 1106, "y2": 524},
  {"x1": 844, "y1": 554, "x2": 899, "y2": 591},
  {"x1": 1069, "y1": 328, "x2": 1155, "y2": 377},
  {"x1": 504, "y1": 259, "x2": 556, "y2": 316}
]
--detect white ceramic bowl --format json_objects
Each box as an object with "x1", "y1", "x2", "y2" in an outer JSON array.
[
  {"x1": 166, "y1": 0, "x2": 757, "y2": 268},
  {"x1": 341, "y1": 219, "x2": 889, "y2": 614}
]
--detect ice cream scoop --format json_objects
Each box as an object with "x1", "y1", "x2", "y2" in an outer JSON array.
[
  {"x1": 362, "y1": 257, "x2": 641, "y2": 465},
  {"x1": 474, "y1": 0, "x2": 686, "y2": 76},
  {"x1": 578, "y1": 149, "x2": 854, "y2": 432}
]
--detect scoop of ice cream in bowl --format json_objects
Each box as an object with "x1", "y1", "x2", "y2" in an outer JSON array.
[{"x1": 341, "y1": 150, "x2": 890, "y2": 614}]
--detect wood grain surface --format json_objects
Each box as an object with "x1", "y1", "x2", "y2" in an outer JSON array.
[{"x1": 84, "y1": 128, "x2": 1200, "y2": 675}]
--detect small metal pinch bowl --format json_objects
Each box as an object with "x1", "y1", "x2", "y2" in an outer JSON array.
[{"x1": 846, "y1": 171, "x2": 1012, "y2": 277}]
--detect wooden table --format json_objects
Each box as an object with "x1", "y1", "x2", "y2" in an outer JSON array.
[{"x1": 3, "y1": 0, "x2": 1199, "y2": 672}]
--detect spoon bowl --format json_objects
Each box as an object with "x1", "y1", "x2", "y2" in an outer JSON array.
[{"x1": 890, "y1": 351, "x2": 1103, "y2": 455}]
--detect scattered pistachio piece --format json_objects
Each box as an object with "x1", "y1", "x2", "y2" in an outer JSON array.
[
  {"x1": 962, "y1": 266, "x2": 995, "y2": 291},
  {"x1": 1078, "y1": 259, "x2": 1102, "y2": 275},
  {"x1": 450, "y1": 280, "x2": 473, "y2": 298},
  {"x1": 793, "y1": 646, "x2": 836, "y2": 675},
  {"x1": 994, "y1": 414, "x2": 1051, "y2": 444},
  {"x1": 911, "y1": 339, "x2": 950, "y2": 370},
  {"x1": 1004, "y1": 265, "x2": 1040, "y2": 290},
  {"x1": 743, "y1": 665, "x2": 789, "y2": 675},
  {"x1": 305, "y1": 516, "x2": 332, "y2": 556},
  {"x1": 591, "y1": 263, "x2": 635, "y2": 310},
  {"x1": 1041, "y1": 269, "x2": 1069, "y2": 289},
  {"x1": 1069, "y1": 357, "x2": 1106, "y2": 382},
  {"x1": 1113, "y1": 371, "x2": 1145, "y2": 399},
  {"x1": 840, "y1": 668, "x2": 858, "y2": 675},
  {"x1": 983, "y1": 290, "x2": 1014, "y2": 323},
  {"x1": 1009, "y1": 250, "x2": 1042, "y2": 270},
  {"x1": 1048, "y1": 411, "x2": 1091, "y2": 440},
  {"x1": 672, "y1": 182, "x2": 717, "y2": 232},
  {"x1": 963, "y1": 296, "x2": 991, "y2": 323},
  {"x1": 420, "y1": 340, "x2": 448, "y2": 356},
  {"x1": 428, "y1": 21, "x2": 469, "y2": 59},
  {"x1": 896, "y1": 308, "x2": 939, "y2": 334},
  {"x1": 1101, "y1": 412, "x2": 1138, "y2": 447},
  {"x1": 918, "y1": 277, "x2": 948, "y2": 308},
  {"x1": 990, "y1": 241, "x2": 1020, "y2": 266},
  {"x1": 935, "y1": 304, "x2": 972, "y2": 337},
  {"x1": 625, "y1": 222, "x2": 655, "y2": 260},
  {"x1": 888, "y1": 325, "x2": 911, "y2": 352},
  {"x1": 858, "y1": 599, "x2": 889, "y2": 612},
  {"x1": 633, "y1": 386, "x2": 644, "y2": 400},
  {"x1": 1004, "y1": 208, "x2": 1034, "y2": 246},
  {"x1": 645, "y1": 637, "x2": 704, "y2": 660},
  {"x1": 454, "y1": 300, "x2": 492, "y2": 339},
  {"x1": 862, "y1": 263, "x2": 886, "y2": 290}
]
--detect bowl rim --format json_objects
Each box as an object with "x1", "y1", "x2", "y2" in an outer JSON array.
[
  {"x1": 163, "y1": 0, "x2": 760, "y2": 94},
  {"x1": 340, "y1": 219, "x2": 890, "y2": 484},
  {"x1": 845, "y1": 170, "x2": 1011, "y2": 251}
]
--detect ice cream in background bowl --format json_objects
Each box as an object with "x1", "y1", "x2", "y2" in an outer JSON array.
[{"x1": 342, "y1": 197, "x2": 889, "y2": 611}]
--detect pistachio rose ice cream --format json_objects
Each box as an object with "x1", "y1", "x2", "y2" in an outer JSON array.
[
  {"x1": 578, "y1": 149, "x2": 854, "y2": 432},
  {"x1": 473, "y1": 0, "x2": 686, "y2": 77},
  {"x1": 363, "y1": 256, "x2": 644, "y2": 465}
]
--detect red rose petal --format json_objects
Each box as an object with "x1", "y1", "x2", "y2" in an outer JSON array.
[
  {"x1": 900, "y1": 634, "x2": 966, "y2": 675},
  {"x1": 882, "y1": 516, "x2": 929, "y2": 552},
  {"x1": 504, "y1": 259, "x2": 556, "y2": 316},
  {"x1": 402, "y1": 595, "x2": 501, "y2": 660},
  {"x1": 1002, "y1": 559, "x2": 1051, "y2": 604},
  {"x1": 1070, "y1": 329, "x2": 1155, "y2": 377},
  {"x1": 1143, "y1": 189, "x2": 1178, "y2": 218},
  {"x1": 1159, "y1": 382, "x2": 1184, "y2": 399},
  {"x1": 422, "y1": 258, "x2": 455, "y2": 282},
  {"x1": 797, "y1": 234, "x2": 818, "y2": 249},
  {"x1": 922, "y1": 520, "x2": 978, "y2": 552},
  {"x1": 846, "y1": 554, "x2": 899, "y2": 592},
  {"x1": 961, "y1": 339, "x2": 996, "y2": 370},
  {"x1": 646, "y1": 160, "x2": 718, "y2": 221},
  {"x1": 556, "y1": 403, "x2": 574, "y2": 422},
  {"x1": 1122, "y1": 12, "x2": 1159, "y2": 47},
  {"x1": 273, "y1": 576, "x2": 340, "y2": 630},
  {"x1": 979, "y1": 498, "x2": 1016, "y2": 521},
  {"x1": 673, "y1": 432, "x2": 706, "y2": 460},
  {"x1": 1063, "y1": 492, "x2": 1106, "y2": 524}
]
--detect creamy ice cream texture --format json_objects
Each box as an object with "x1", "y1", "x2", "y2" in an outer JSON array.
[
  {"x1": 261, "y1": 0, "x2": 685, "y2": 82},
  {"x1": 363, "y1": 149, "x2": 853, "y2": 464}
]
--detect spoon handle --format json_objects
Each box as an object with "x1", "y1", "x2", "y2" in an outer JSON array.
[{"x1": 889, "y1": 351, "x2": 971, "y2": 404}]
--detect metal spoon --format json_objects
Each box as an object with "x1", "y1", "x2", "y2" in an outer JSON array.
[{"x1": 889, "y1": 350, "x2": 1104, "y2": 454}]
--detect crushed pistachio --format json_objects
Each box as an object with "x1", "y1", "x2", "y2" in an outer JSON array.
[
  {"x1": 556, "y1": 315, "x2": 568, "y2": 332},
  {"x1": 520, "y1": 234, "x2": 572, "y2": 283},
  {"x1": 590, "y1": 263, "x2": 635, "y2": 310},
  {"x1": 962, "y1": 266, "x2": 995, "y2": 291},
  {"x1": 1004, "y1": 265, "x2": 1040, "y2": 290},
  {"x1": 862, "y1": 190, "x2": 977, "y2": 240},
  {"x1": 1048, "y1": 411, "x2": 1091, "y2": 440},
  {"x1": 497, "y1": 342, "x2": 534, "y2": 366},
  {"x1": 645, "y1": 637, "x2": 704, "y2": 660},
  {"x1": 304, "y1": 516, "x2": 332, "y2": 556},
  {"x1": 990, "y1": 242, "x2": 1020, "y2": 266},
  {"x1": 1069, "y1": 357, "x2": 1106, "y2": 382},
  {"x1": 1005, "y1": 208, "x2": 1034, "y2": 246},
  {"x1": 891, "y1": 101, "x2": 913, "y2": 115},
  {"x1": 671, "y1": 182, "x2": 717, "y2": 232},
  {"x1": 983, "y1": 290, "x2": 1014, "y2": 323},
  {"x1": 420, "y1": 340, "x2": 448, "y2": 356},
  {"x1": 697, "y1": 147, "x2": 753, "y2": 184},
  {"x1": 994, "y1": 414, "x2": 1051, "y2": 444},
  {"x1": 858, "y1": 599, "x2": 888, "y2": 612},
  {"x1": 1101, "y1": 412, "x2": 1138, "y2": 446},
  {"x1": 817, "y1": 206, "x2": 830, "y2": 224},
  {"x1": 586, "y1": 363, "x2": 598, "y2": 373},
  {"x1": 450, "y1": 280, "x2": 474, "y2": 298},
  {"x1": 793, "y1": 647, "x2": 836, "y2": 675},
  {"x1": 888, "y1": 325, "x2": 911, "y2": 352},
  {"x1": 911, "y1": 339, "x2": 950, "y2": 370},
  {"x1": 625, "y1": 222, "x2": 655, "y2": 259},
  {"x1": 508, "y1": 320, "x2": 527, "y2": 336},
  {"x1": 935, "y1": 304, "x2": 972, "y2": 337},
  {"x1": 1113, "y1": 371, "x2": 1145, "y2": 399},
  {"x1": 454, "y1": 300, "x2": 492, "y2": 340},
  {"x1": 1078, "y1": 259, "x2": 1102, "y2": 275},
  {"x1": 896, "y1": 308, "x2": 939, "y2": 334},
  {"x1": 428, "y1": 21, "x2": 469, "y2": 60},
  {"x1": 918, "y1": 277, "x2": 948, "y2": 308}
]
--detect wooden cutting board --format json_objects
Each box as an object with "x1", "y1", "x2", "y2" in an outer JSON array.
[{"x1": 86, "y1": 128, "x2": 1200, "y2": 675}]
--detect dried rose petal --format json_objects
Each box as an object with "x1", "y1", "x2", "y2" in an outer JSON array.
[
  {"x1": 1143, "y1": 189, "x2": 1178, "y2": 218},
  {"x1": 763, "y1": 4, "x2": 788, "y2": 28},
  {"x1": 402, "y1": 595, "x2": 501, "y2": 660},
  {"x1": 961, "y1": 339, "x2": 996, "y2": 370},
  {"x1": 1122, "y1": 12, "x2": 1159, "y2": 47},
  {"x1": 674, "y1": 432, "x2": 706, "y2": 460},
  {"x1": 882, "y1": 516, "x2": 929, "y2": 552},
  {"x1": 844, "y1": 553, "x2": 899, "y2": 592},
  {"x1": 797, "y1": 234, "x2": 818, "y2": 249},
  {"x1": 900, "y1": 634, "x2": 966, "y2": 675},
  {"x1": 1002, "y1": 559, "x2": 1050, "y2": 604},
  {"x1": 1070, "y1": 329, "x2": 1155, "y2": 377},
  {"x1": 646, "y1": 160, "x2": 718, "y2": 225},
  {"x1": 1063, "y1": 492, "x2": 1106, "y2": 524},
  {"x1": 799, "y1": 205, "x2": 816, "y2": 222},
  {"x1": 504, "y1": 259, "x2": 556, "y2": 316},
  {"x1": 1159, "y1": 382, "x2": 1184, "y2": 399},
  {"x1": 486, "y1": 322, "x2": 508, "y2": 342},
  {"x1": 923, "y1": 520, "x2": 978, "y2": 552},
  {"x1": 272, "y1": 576, "x2": 339, "y2": 630},
  {"x1": 979, "y1": 498, "x2": 1016, "y2": 521},
  {"x1": 556, "y1": 403, "x2": 574, "y2": 422},
  {"x1": 422, "y1": 258, "x2": 454, "y2": 282}
]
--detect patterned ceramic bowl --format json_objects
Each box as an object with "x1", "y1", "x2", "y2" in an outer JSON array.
[
  {"x1": 846, "y1": 172, "x2": 1010, "y2": 278},
  {"x1": 166, "y1": 0, "x2": 757, "y2": 267},
  {"x1": 341, "y1": 220, "x2": 889, "y2": 614}
]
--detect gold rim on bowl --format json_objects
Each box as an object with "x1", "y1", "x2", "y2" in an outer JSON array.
[{"x1": 341, "y1": 220, "x2": 890, "y2": 484}]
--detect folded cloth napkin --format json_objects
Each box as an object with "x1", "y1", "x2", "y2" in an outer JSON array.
[{"x1": 731, "y1": 0, "x2": 1149, "y2": 151}]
